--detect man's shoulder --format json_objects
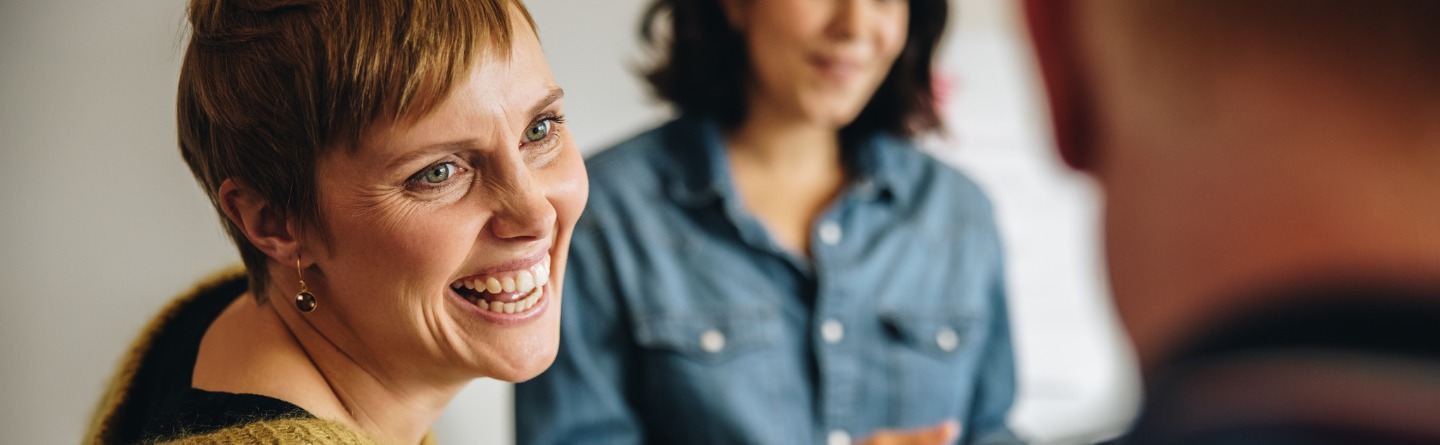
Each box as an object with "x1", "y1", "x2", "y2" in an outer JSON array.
[{"x1": 1127, "y1": 286, "x2": 1440, "y2": 445}]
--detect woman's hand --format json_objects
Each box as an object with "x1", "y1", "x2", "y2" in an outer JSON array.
[{"x1": 858, "y1": 420, "x2": 960, "y2": 445}]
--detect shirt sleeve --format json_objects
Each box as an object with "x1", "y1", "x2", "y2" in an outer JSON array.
[
  {"x1": 514, "y1": 215, "x2": 644, "y2": 445},
  {"x1": 965, "y1": 221, "x2": 1026, "y2": 445}
]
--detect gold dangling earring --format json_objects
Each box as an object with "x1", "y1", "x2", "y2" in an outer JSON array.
[{"x1": 294, "y1": 258, "x2": 317, "y2": 313}]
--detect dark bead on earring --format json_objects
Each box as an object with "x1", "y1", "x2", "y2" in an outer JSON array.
[{"x1": 295, "y1": 291, "x2": 317, "y2": 312}]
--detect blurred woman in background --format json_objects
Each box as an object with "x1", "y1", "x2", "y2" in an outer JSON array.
[
  {"x1": 516, "y1": 0, "x2": 1020, "y2": 443},
  {"x1": 87, "y1": 0, "x2": 586, "y2": 443}
]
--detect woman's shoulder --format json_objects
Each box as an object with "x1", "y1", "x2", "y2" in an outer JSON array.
[
  {"x1": 581, "y1": 119, "x2": 710, "y2": 215},
  {"x1": 87, "y1": 267, "x2": 254, "y2": 444},
  {"x1": 138, "y1": 388, "x2": 314, "y2": 444},
  {"x1": 585, "y1": 119, "x2": 700, "y2": 183},
  {"x1": 874, "y1": 138, "x2": 996, "y2": 214},
  {"x1": 156, "y1": 417, "x2": 388, "y2": 445}
]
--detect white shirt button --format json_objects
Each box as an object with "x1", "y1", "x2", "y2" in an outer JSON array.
[
  {"x1": 700, "y1": 329, "x2": 726, "y2": 353},
  {"x1": 818, "y1": 221, "x2": 843, "y2": 246},
  {"x1": 936, "y1": 327, "x2": 960, "y2": 352},
  {"x1": 855, "y1": 178, "x2": 876, "y2": 196},
  {"x1": 827, "y1": 429, "x2": 852, "y2": 445},
  {"x1": 820, "y1": 319, "x2": 845, "y2": 344}
]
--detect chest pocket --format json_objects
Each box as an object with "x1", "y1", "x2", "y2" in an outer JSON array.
[
  {"x1": 883, "y1": 311, "x2": 980, "y2": 359},
  {"x1": 882, "y1": 310, "x2": 986, "y2": 424},
  {"x1": 630, "y1": 310, "x2": 794, "y2": 444},
  {"x1": 634, "y1": 309, "x2": 779, "y2": 363}
]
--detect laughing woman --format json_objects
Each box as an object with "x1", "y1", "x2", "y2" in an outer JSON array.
[
  {"x1": 516, "y1": 0, "x2": 1020, "y2": 444},
  {"x1": 86, "y1": 0, "x2": 586, "y2": 443}
]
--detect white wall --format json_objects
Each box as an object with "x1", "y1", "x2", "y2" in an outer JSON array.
[
  {"x1": 1, "y1": 1, "x2": 235, "y2": 443},
  {"x1": 0, "y1": 1, "x2": 1135, "y2": 444}
]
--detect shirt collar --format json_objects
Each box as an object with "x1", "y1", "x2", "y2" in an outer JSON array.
[
  {"x1": 663, "y1": 117, "x2": 732, "y2": 207},
  {"x1": 846, "y1": 131, "x2": 916, "y2": 207},
  {"x1": 663, "y1": 115, "x2": 919, "y2": 208}
]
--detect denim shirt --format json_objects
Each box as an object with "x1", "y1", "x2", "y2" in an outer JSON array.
[{"x1": 516, "y1": 117, "x2": 1021, "y2": 445}]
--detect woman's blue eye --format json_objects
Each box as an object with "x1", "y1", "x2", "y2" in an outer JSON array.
[
  {"x1": 422, "y1": 163, "x2": 453, "y2": 184},
  {"x1": 525, "y1": 119, "x2": 552, "y2": 142}
]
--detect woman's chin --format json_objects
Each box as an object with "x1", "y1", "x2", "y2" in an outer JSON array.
[
  {"x1": 801, "y1": 103, "x2": 866, "y2": 130},
  {"x1": 475, "y1": 337, "x2": 560, "y2": 383},
  {"x1": 453, "y1": 294, "x2": 563, "y2": 382},
  {"x1": 488, "y1": 355, "x2": 558, "y2": 383}
]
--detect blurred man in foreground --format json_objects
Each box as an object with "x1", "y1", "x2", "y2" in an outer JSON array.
[{"x1": 1024, "y1": 1, "x2": 1440, "y2": 443}]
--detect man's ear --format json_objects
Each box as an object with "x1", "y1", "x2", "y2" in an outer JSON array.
[
  {"x1": 218, "y1": 178, "x2": 302, "y2": 264},
  {"x1": 1024, "y1": 0, "x2": 1097, "y2": 171}
]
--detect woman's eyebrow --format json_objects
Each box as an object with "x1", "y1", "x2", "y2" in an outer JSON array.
[
  {"x1": 383, "y1": 139, "x2": 480, "y2": 173},
  {"x1": 526, "y1": 87, "x2": 565, "y2": 118},
  {"x1": 380, "y1": 87, "x2": 565, "y2": 172}
]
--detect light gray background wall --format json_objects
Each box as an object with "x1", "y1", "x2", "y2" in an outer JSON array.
[{"x1": 0, "y1": 1, "x2": 1136, "y2": 444}]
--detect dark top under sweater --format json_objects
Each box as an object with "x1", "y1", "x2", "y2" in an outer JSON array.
[{"x1": 109, "y1": 274, "x2": 313, "y2": 444}]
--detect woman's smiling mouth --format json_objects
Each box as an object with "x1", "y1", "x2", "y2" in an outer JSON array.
[
  {"x1": 809, "y1": 53, "x2": 865, "y2": 85},
  {"x1": 450, "y1": 253, "x2": 551, "y2": 315}
]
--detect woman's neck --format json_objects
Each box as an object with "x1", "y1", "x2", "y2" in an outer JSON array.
[
  {"x1": 724, "y1": 102, "x2": 849, "y2": 255},
  {"x1": 194, "y1": 291, "x2": 462, "y2": 445},
  {"x1": 726, "y1": 105, "x2": 842, "y2": 172}
]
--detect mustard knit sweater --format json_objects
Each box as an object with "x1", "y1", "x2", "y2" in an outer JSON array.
[{"x1": 86, "y1": 267, "x2": 434, "y2": 445}]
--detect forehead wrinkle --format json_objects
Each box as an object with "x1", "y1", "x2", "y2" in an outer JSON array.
[
  {"x1": 447, "y1": 57, "x2": 525, "y2": 148},
  {"x1": 345, "y1": 19, "x2": 557, "y2": 177},
  {"x1": 360, "y1": 78, "x2": 512, "y2": 170}
]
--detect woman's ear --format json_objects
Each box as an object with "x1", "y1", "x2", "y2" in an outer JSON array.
[
  {"x1": 218, "y1": 178, "x2": 302, "y2": 263},
  {"x1": 1024, "y1": 0, "x2": 1097, "y2": 171},
  {"x1": 719, "y1": 0, "x2": 748, "y2": 32}
]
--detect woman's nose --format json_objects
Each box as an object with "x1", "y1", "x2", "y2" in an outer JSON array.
[
  {"x1": 488, "y1": 174, "x2": 556, "y2": 241},
  {"x1": 826, "y1": 0, "x2": 868, "y2": 41}
]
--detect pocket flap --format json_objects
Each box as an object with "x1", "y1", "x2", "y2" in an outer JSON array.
[
  {"x1": 882, "y1": 311, "x2": 980, "y2": 358},
  {"x1": 634, "y1": 310, "x2": 778, "y2": 362}
]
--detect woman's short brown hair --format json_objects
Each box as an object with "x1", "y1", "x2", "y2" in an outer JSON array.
[
  {"x1": 177, "y1": 0, "x2": 535, "y2": 295},
  {"x1": 639, "y1": 0, "x2": 949, "y2": 140}
]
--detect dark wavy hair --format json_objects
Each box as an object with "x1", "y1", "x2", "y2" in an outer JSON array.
[{"x1": 640, "y1": 0, "x2": 950, "y2": 140}]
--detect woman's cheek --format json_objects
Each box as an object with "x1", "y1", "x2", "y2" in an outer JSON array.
[{"x1": 546, "y1": 150, "x2": 589, "y2": 224}]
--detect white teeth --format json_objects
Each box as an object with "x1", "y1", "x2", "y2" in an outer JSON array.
[
  {"x1": 458, "y1": 256, "x2": 552, "y2": 299},
  {"x1": 535, "y1": 263, "x2": 549, "y2": 287},
  {"x1": 470, "y1": 286, "x2": 544, "y2": 313},
  {"x1": 521, "y1": 290, "x2": 540, "y2": 310},
  {"x1": 516, "y1": 270, "x2": 535, "y2": 293}
]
